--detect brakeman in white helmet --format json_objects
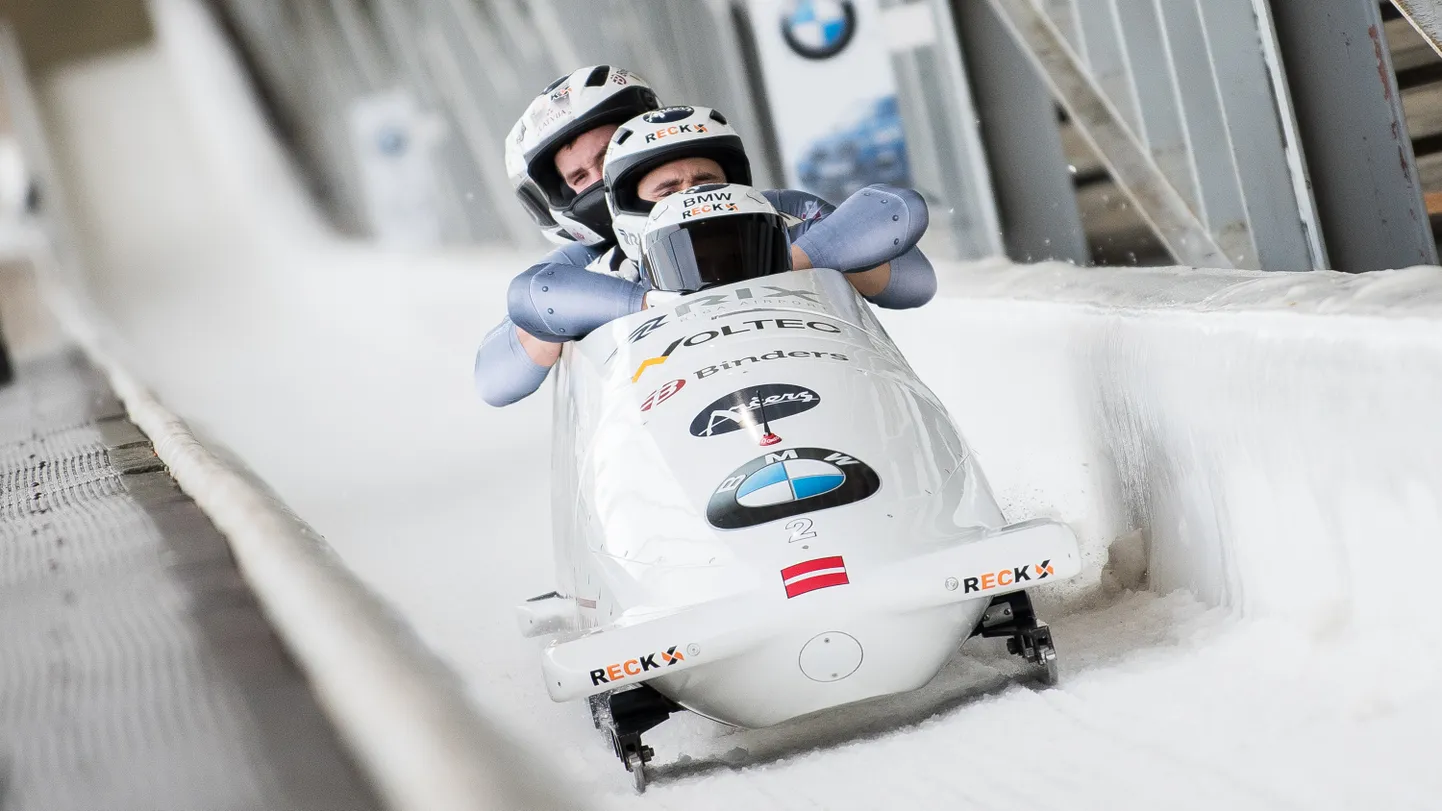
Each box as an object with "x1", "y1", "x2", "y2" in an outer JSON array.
[{"x1": 476, "y1": 66, "x2": 670, "y2": 406}]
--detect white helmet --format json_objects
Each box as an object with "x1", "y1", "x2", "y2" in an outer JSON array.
[
  {"x1": 640, "y1": 183, "x2": 790, "y2": 293},
  {"x1": 505, "y1": 65, "x2": 660, "y2": 245},
  {"x1": 603, "y1": 106, "x2": 752, "y2": 260}
]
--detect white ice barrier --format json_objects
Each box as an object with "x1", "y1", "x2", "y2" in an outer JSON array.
[{"x1": 880, "y1": 261, "x2": 1442, "y2": 630}]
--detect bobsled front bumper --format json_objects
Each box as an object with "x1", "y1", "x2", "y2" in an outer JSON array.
[{"x1": 541, "y1": 519, "x2": 1081, "y2": 722}]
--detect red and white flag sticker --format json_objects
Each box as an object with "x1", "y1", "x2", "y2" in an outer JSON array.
[{"x1": 781, "y1": 555, "x2": 849, "y2": 599}]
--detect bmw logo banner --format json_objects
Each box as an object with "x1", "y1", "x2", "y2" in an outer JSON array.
[
  {"x1": 781, "y1": 0, "x2": 856, "y2": 60},
  {"x1": 742, "y1": 0, "x2": 914, "y2": 204}
]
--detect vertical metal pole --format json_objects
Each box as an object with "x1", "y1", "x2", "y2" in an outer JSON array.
[
  {"x1": 956, "y1": 0, "x2": 1087, "y2": 264},
  {"x1": 881, "y1": 0, "x2": 1004, "y2": 260},
  {"x1": 0, "y1": 312, "x2": 13, "y2": 387},
  {"x1": 1268, "y1": 0, "x2": 1437, "y2": 271}
]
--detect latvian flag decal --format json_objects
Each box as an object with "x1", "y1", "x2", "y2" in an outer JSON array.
[{"x1": 781, "y1": 556, "x2": 849, "y2": 598}]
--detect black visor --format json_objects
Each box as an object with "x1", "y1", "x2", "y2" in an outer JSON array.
[{"x1": 642, "y1": 213, "x2": 792, "y2": 292}]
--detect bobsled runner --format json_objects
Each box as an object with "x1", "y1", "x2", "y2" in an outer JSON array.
[{"x1": 519, "y1": 268, "x2": 1080, "y2": 791}]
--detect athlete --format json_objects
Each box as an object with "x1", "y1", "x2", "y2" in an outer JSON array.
[
  {"x1": 481, "y1": 64, "x2": 663, "y2": 405},
  {"x1": 477, "y1": 105, "x2": 936, "y2": 406}
]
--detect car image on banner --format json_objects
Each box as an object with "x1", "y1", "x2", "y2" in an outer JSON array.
[
  {"x1": 746, "y1": 0, "x2": 916, "y2": 205},
  {"x1": 796, "y1": 96, "x2": 912, "y2": 204}
]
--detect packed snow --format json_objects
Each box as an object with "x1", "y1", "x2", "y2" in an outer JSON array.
[{"x1": 28, "y1": 2, "x2": 1442, "y2": 806}]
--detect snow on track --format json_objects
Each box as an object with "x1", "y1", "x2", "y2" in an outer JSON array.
[{"x1": 35, "y1": 8, "x2": 1442, "y2": 807}]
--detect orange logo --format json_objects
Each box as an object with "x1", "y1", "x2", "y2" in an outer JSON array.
[
  {"x1": 589, "y1": 645, "x2": 686, "y2": 686},
  {"x1": 963, "y1": 560, "x2": 1053, "y2": 594}
]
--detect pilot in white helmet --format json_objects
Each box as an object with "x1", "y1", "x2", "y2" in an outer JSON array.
[{"x1": 637, "y1": 183, "x2": 793, "y2": 294}]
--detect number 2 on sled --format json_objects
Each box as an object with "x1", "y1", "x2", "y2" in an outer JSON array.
[{"x1": 785, "y1": 517, "x2": 817, "y2": 543}]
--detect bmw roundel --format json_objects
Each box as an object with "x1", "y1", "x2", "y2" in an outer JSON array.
[
  {"x1": 643, "y1": 106, "x2": 695, "y2": 124},
  {"x1": 781, "y1": 0, "x2": 857, "y2": 60},
  {"x1": 708, "y1": 447, "x2": 880, "y2": 529}
]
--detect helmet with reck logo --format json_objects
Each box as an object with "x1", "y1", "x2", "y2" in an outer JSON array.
[
  {"x1": 639, "y1": 183, "x2": 791, "y2": 293},
  {"x1": 604, "y1": 106, "x2": 752, "y2": 260},
  {"x1": 506, "y1": 65, "x2": 660, "y2": 245}
]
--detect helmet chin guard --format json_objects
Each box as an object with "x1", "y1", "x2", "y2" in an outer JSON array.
[{"x1": 639, "y1": 183, "x2": 791, "y2": 293}]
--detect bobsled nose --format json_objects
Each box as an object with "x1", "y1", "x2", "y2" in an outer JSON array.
[{"x1": 649, "y1": 601, "x2": 987, "y2": 729}]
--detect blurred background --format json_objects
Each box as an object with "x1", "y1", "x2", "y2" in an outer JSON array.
[{"x1": 5, "y1": 0, "x2": 1441, "y2": 271}]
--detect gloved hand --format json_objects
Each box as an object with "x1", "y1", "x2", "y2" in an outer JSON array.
[{"x1": 792, "y1": 184, "x2": 930, "y2": 273}]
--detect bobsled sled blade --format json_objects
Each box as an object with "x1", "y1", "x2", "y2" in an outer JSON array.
[{"x1": 515, "y1": 591, "x2": 580, "y2": 638}]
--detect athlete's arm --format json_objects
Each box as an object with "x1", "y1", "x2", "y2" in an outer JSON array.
[
  {"x1": 474, "y1": 317, "x2": 553, "y2": 407},
  {"x1": 770, "y1": 187, "x2": 936, "y2": 308},
  {"x1": 507, "y1": 263, "x2": 647, "y2": 342},
  {"x1": 789, "y1": 184, "x2": 929, "y2": 273}
]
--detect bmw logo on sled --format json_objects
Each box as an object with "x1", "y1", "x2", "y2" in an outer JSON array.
[{"x1": 516, "y1": 268, "x2": 1081, "y2": 792}]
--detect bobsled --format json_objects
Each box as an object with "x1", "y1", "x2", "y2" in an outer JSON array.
[{"x1": 519, "y1": 267, "x2": 1081, "y2": 790}]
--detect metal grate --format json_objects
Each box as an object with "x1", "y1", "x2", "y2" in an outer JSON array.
[{"x1": 0, "y1": 350, "x2": 378, "y2": 811}]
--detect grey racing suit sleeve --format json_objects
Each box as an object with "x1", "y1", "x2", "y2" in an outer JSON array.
[
  {"x1": 540, "y1": 240, "x2": 603, "y2": 267},
  {"x1": 790, "y1": 184, "x2": 929, "y2": 273},
  {"x1": 766, "y1": 187, "x2": 937, "y2": 309},
  {"x1": 474, "y1": 317, "x2": 551, "y2": 407},
  {"x1": 507, "y1": 263, "x2": 647, "y2": 342},
  {"x1": 864, "y1": 246, "x2": 935, "y2": 309}
]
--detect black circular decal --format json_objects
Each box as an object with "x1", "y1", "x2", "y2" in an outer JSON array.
[
  {"x1": 690, "y1": 384, "x2": 821, "y2": 438},
  {"x1": 781, "y1": 0, "x2": 857, "y2": 61},
  {"x1": 642, "y1": 106, "x2": 695, "y2": 124},
  {"x1": 707, "y1": 447, "x2": 880, "y2": 529}
]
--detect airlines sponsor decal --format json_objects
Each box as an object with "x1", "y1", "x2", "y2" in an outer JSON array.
[
  {"x1": 781, "y1": 555, "x2": 849, "y2": 598},
  {"x1": 631, "y1": 317, "x2": 843, "y2": 383},
  {"x1": 624, "y1": 286, "x2": 826, "y2": 350},
  {"x1": 690, "y1": 384, "x2": 820, "y2": 437},
  {"x1": 707, "y1": 447, "x2": 880, "y2": 529},
  {"x1": 671, "y1": 285, "x2": 820, "y2": 318},
  {"x1": 640, "y1": 379, "x2": 686, "y2": 412},
  {"x1": 588, "y1": 645, "x2": 686, "y2": 686},
  {"x1": 962, "y1": 560, "x2": 1055, "y2": 594}
]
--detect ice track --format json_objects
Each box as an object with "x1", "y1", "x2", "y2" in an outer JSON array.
[{"x1": 32, "y1": 3, "x2": 1442, "y2": 807}]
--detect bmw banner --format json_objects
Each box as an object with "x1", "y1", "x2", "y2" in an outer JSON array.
[{"x1": 744, "y1": 0, "x2": 914, "y2": 205}]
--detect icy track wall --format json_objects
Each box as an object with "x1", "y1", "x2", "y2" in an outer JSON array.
[{"x1": 880, "y1": 263, "x2": 1442, "y2": 630}]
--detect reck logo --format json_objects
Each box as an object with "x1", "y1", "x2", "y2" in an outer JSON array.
[
  {"x1": 962, "y1": 560, "x2": 1054, "y2": 594},
  {"x1": 645, "y1": 123, "x2": 708, "y2": 143},
  {"x1": 681, "y1": 202, "x2": 739, "y2": 219},
  {"x1": 589, "y1": 645, "x2": 686, "y2": 686}
]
